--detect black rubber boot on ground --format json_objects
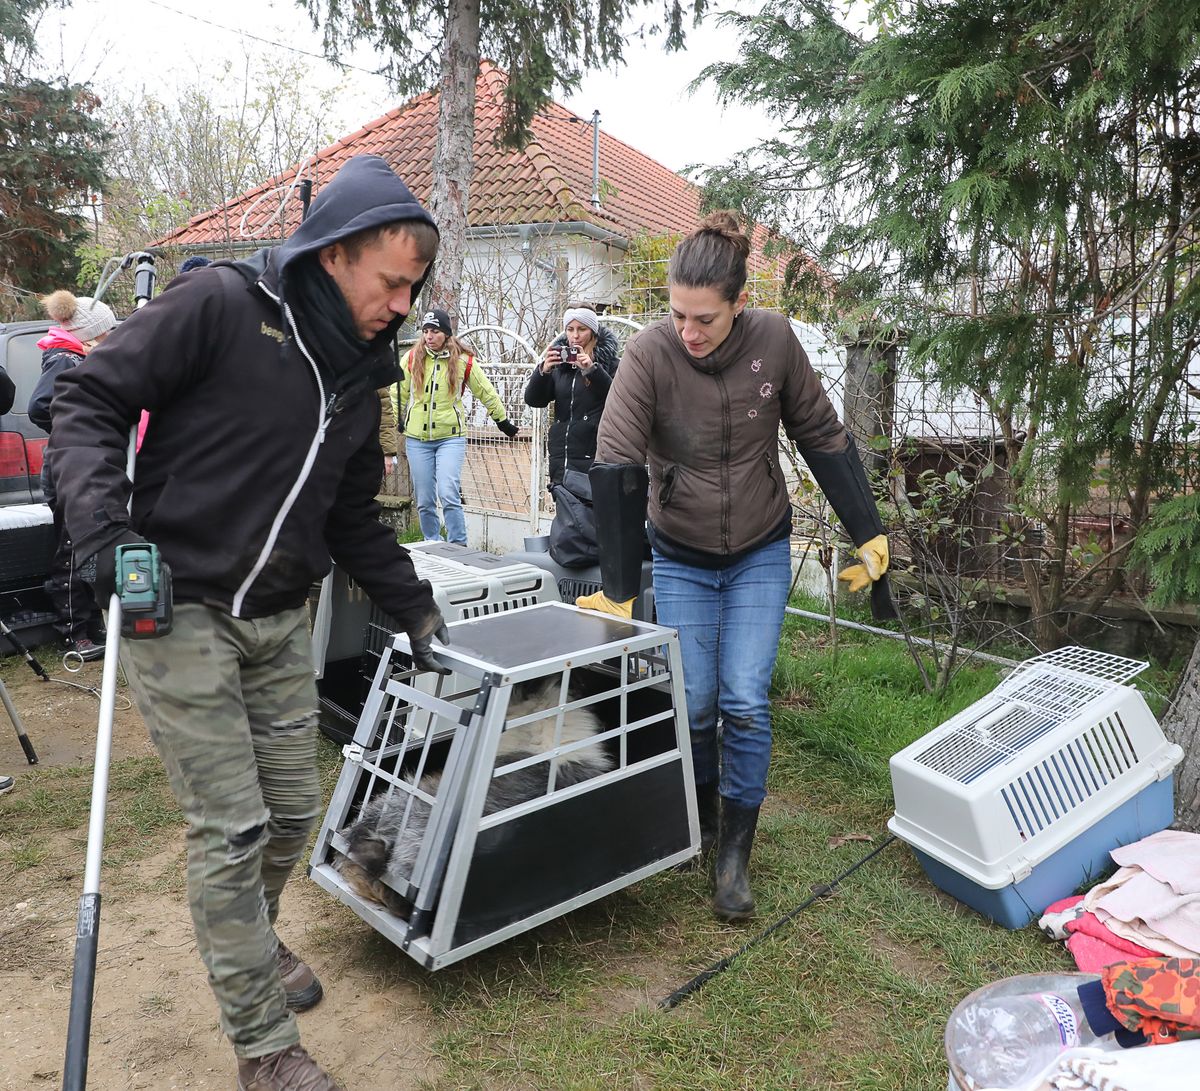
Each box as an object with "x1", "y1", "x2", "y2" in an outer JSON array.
[
  {"x1": 678, "y1": 781, "x2": 719, "y2": 871},
  {"x1": 712, "y1": 800, "x2": 760, "y2": 922},
  {"x1": 698, "y1": 781, "x2": 719, "y2": 859}
]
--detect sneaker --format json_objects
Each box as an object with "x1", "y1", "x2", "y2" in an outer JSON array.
[
  {"x1": 68, "y1": 637, "x2": 105, "y2": 662},
  {"x1": 277, "y1": 940, "x2": 323, "y2": 1012},
  {"x1": 237, "y1": 1045, "x2": 344, "y2": 1091},
  {"x1": 0, "y1": 775, "x2": 13, "y2": 796}
]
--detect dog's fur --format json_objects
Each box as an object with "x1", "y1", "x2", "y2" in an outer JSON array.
[{"x1": 336, "y1": 681, "x2": 612, "y2": 914}]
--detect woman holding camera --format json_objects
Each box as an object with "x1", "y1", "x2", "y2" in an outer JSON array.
[
  {"x1": 523, "y1": 304, "x2": 620, "y2": 486},
  {"x1": 580, "y1": 212, "x2": 893, "y2": 922},
  {"x1": 397, "y1": 308, "x2": 519, "y2": 545}
]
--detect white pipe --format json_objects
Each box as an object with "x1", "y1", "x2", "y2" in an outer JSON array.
[{"x1": 784, "y1": 606, "x2": 1020, "y2": 668}]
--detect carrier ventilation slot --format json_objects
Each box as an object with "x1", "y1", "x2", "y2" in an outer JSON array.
[
  {"x1": 995, "y1": 670, "x2": 1110, "y2": 720},
  {"x1": 913, "y1": 704, "x2": 1060, "y2": 784},
  {"x1": 559, "y1": 577, "x2": 602, "y2": 603},
  {"x1": 462, "y1": 594, "x2": 542, "y2": 619},
  {"x1": 1000, "y1": 712, "x2": 1139, "y2": 840}
]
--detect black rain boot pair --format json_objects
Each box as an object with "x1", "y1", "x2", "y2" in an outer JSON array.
[{"x1": 712, "y1": 800, "x2": 760, "y2": 922}]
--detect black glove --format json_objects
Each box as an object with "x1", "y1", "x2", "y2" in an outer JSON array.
[
  {"x1": 408, "y1": 608, "x2": 451, "y2": 675},
  {"x1": 496, "y1": 418, "x2": 519, "y2": 438},
  {"x1": 78, "y1": 529, "x2": 148, "y2": 602}
]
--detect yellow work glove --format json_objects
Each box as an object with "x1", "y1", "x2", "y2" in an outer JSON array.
[
  {"x1": 575, "y1": 590, "x2": 635, "y2": 619},
  {"x1": 837, "y1": 534, "x2": 890, "y2": 594}
]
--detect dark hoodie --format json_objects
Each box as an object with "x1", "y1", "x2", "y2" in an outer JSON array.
[{"x1": 47, "y1": 155, "x2": 441, "y2": 629}]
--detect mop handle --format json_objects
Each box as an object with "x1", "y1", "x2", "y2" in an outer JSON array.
[{"x1": 63, "y1": 426, "x2": 137, "y2": 1091}]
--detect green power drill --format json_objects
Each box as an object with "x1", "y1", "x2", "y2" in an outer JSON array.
[{"x1": 115, "y1": 543, "x2": 173, "y2": 638}]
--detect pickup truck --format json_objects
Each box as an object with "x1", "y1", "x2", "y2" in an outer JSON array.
[{"x1": 0, "y1": 319, "x2": 57, "y2": 648}]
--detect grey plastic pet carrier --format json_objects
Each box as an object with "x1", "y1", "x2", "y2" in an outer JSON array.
[{"x1": 310, "y1": 542, "x2": 561, "y2": 744}]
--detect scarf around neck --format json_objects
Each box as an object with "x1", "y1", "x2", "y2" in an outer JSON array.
[{"x1": 285, "y1": 254, "x2": 375, "y2": 384}]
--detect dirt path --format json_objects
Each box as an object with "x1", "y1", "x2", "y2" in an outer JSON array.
[
  {"x1": 0, "y1": 654, "x2": 153, "y2": 770},
  {"x1": 0, "y1": 656, "x2": 441, "y2": 1090}
]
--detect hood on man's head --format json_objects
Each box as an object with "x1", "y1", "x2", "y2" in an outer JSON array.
[{"x1": 273, "y1": 155, "x2": 439, "y2": 282}]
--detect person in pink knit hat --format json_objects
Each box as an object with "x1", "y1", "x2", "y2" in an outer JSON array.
[{"x1": 28, "y1": 289, "x2": 117, "y2": 661}]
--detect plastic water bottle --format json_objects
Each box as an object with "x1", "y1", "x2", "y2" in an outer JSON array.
[{"x1": 948, "y1": 988, "x2": 1117, "y2": 1089}]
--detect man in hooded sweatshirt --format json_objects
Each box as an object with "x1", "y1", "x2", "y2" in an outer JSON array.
[{"x1": 47, "y1": 155, "x2": 450, "y2": 1091}]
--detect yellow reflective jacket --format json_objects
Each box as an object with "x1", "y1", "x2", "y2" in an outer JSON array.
[{"x1": 393, "y1": 346, "x2": 509, "y2": 440}]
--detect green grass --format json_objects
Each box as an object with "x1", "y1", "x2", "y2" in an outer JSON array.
[
  {"x1": 0, "y1": 755, "x2": 180, "y2": 877},
  {"x1": 392, "y1": 614, "x2": 1085, "y2": 1090},
  {"x1": 2, "y1": 614, "x2": 1175, "y2": 1089}
]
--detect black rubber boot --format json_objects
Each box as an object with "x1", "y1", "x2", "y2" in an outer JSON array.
[
  {"x1": 698, "y1": 781, "x2": 719, "y2": 859},
  {"x1": 713, "y1": 800, "x2": 760, "y2": 921},
  {"x1": 679, "y1": 781, "x2": 719, "y2": 871}
]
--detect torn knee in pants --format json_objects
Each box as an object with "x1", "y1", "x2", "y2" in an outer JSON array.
[
  {"x1": 225, "y1": 818, "x2": 270, "y2": 865},
  {"x1": 266, "y1": 713, "x2": 317, "y2": 736},
  {"x1": 267, "y1": 815, "x2": 317, "y2": 848}
]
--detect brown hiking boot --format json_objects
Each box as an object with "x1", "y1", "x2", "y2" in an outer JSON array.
[
  {"x1": 237, "y1": 1044, "x2": 344, "y2": 1090},
  {"x1": 276, "y1": 939, "x2": 323, "y2": 1012}
]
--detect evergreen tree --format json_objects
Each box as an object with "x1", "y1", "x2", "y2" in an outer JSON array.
[
  {"x1": 0, "y1": 0, "x2": 108, "y2": 310},
  {"x1": 698, "y1": 0, "x2": 1200, "y2": 648},
  {"x1": 301, "y1": 0, "x2": 705, "y2": 318}
]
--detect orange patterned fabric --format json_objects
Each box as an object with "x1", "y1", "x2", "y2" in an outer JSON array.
[{"x1": 1103, "y1": 957, "x2": 1200, "y2": 1044}]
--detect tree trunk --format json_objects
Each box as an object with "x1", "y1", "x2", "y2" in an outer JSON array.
[
  {"x1": 842, "y1": 335, "x2": 896, "y2": 477},
  {"x1": 1161, "y1": 634, "x2": 1200, "y2": 833},
  {"x1": 427, "y1": 0, "x2": 481, "y2": 324}
]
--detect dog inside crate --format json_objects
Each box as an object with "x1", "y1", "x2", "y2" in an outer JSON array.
[{"x1": 335, "y1": 672, "x2": 616, "y2": 916}]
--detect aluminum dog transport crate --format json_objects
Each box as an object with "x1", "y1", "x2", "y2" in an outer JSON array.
[
  {"x1": 308, "y1": 601, "x2": 698, "y2": 969},
  {"x1": 888, "y1": 647, "x2": 1184, "y2": 929}
]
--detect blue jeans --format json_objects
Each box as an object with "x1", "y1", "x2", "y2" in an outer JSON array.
[
  {"x1": 653, "y1": 536, "x2": 791, "y2": 808},
  {"x1": 406, "y1": 436, "x2": 468, "y2": 545}
]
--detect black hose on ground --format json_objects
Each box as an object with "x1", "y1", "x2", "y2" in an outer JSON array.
[{"x1": 659, "y1": 834, "x2": 899, "y2": 1010}]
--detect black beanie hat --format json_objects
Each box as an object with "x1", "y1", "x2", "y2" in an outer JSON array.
[{"x1": 421, "y1": 308, "x2": 452, "y2": 336}]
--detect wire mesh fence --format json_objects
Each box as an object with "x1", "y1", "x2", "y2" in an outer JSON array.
[{"x1": 377, "y1": 244, "x2": 1200, "y2": 631}]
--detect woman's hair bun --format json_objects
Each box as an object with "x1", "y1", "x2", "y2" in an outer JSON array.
[{"x1": 694, "y1": 211, "x2": 751, "y2": 259}]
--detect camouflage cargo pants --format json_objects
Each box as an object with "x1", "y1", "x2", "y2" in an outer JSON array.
[{"x1": 122, "y1": 602, "x2": 321, "y2": 1058}]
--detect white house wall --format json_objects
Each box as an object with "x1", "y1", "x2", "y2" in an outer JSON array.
[{"x1": 457, "y1": 233, "x2": 626, "y2": 350}]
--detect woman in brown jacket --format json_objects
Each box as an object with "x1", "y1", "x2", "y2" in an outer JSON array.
[{"x1": 580, "y1": 212, "x2": 893, "y2": 921}]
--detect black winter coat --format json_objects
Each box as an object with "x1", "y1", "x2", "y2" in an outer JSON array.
[
  {"x1": 47, "y1": 155, "x2": 439, "y2": 631},
  {"x1": 523, "y1": 326, "x2": 620, "y2": 485},
  {"x1": 29, "y1": 345, "x2": 86, "y2": 507}
]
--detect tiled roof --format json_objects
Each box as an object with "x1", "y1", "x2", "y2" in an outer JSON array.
[{"x1": 156, "y1": 62, "x2": 781, "y2": 268}]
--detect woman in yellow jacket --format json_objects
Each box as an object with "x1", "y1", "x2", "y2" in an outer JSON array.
[{"x1": 395, "y1": 308, "x2": 519, "y2": 544}]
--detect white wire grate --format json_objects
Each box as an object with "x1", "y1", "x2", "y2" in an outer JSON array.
[{"x1": 1004, "y1": 647, "x2": 1149, "y2": 686}]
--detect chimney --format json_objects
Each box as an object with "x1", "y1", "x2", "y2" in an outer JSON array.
[{"x1": 591, "y1": 110, "x2": 601, "y2": 210}]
